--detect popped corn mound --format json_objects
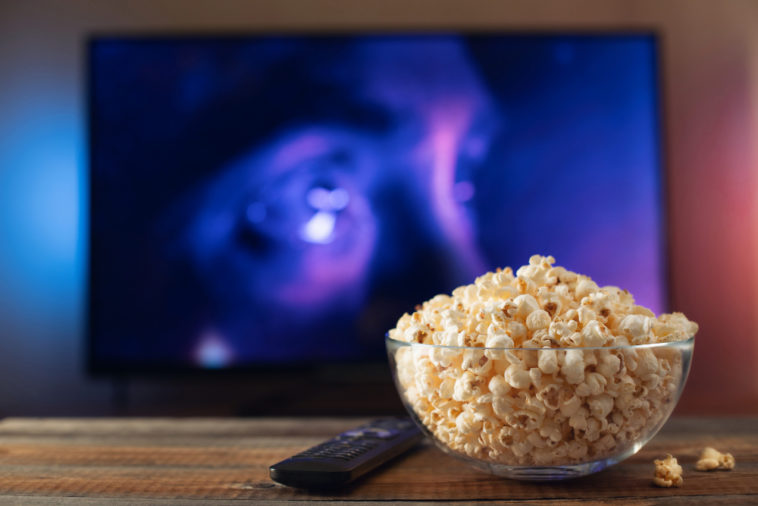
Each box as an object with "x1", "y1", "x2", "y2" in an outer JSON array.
[{"x1": 389, "y1": 255, "x2": 698, "y2": 467}]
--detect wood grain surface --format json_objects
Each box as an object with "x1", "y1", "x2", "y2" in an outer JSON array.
[{"x1": 0, "y1": 417, "x2": 755, "y2": 504}]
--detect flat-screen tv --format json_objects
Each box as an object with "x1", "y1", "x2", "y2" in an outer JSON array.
[{"x1": 88, "y1": 33, "x2": 665, "y2": 373}]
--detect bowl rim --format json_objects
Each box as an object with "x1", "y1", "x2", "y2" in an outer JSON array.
[{"x1": 385, "y1": 333, "x2": 695, "y2": 352}]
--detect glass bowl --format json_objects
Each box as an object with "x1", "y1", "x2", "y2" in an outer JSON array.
[{"x1": 386, "y1": 334, "x2": 694, "y2": 481}]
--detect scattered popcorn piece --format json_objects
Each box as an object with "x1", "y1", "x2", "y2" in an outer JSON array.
[
  {"x1": 388, "y1": 255, "x2": 698, "y2": 467},
  {"x1": 695, "y1": 447, "x2": 735, "y2": 471},
  {"x1": 653, "y1": 454, "x2": 683, "y2": 488}
]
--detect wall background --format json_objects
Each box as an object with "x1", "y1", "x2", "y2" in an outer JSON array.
[{"x1": 0, "y1": 0, "x2": 756, "y2": 415}]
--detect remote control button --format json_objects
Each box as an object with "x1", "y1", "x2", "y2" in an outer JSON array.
[
  {"x1": 342, "y1": 428, "x2": 399, "y2": 439},
  {"x1": 373, "y1": 418, "x2": 413, "y2": 429},
  {"x1": 293, "y1": 437, "x2": 380, "y2": 463}
]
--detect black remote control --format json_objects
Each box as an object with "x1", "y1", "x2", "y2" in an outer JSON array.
[{"x1": 269, "y1": 417, "x2": 423, "y2": 489}]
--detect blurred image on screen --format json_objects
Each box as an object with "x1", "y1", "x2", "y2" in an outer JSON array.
[{"x1": 88, "y1": 34, "x2": 663, "y2": 369}]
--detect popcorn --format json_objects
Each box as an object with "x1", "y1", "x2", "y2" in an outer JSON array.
[
  {"x1": 526, "y1": 309, "x2": 551, "y2": 331},
  {"x1": 453, "y1": 371, "x2": 482, "y2": 402},
  {"x1": 562, "y1": 349, "x2": 586, "y2": 385},
  {"x1": 695, "y1": 447, "x2": 735, "y2": 471},
  {"x1": 389, "y1": 255, "x2": 698, "y2": 468},
  {"x1": 653, "y1": 454, "x2": 683, "y2": 487},
  {"x1": 618, "y1": 314, "x2": 653, "y2": 344},
  {"x1": 514, "y1": 294, "x2": 541, "y2": 319},
  {"x1": 537, "y1": 349, "x2": 560, "y2": 375},
  {"x1": 504, "y1": 363, "x2": 532, "y2": 389}
]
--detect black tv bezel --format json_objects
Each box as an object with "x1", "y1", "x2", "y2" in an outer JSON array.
[{"x1": 85, "y1": 29, "x2": 669, "y2": 377}]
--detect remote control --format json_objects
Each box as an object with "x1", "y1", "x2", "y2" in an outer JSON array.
[{"x1": 269, "y1": 417, "x2": 423, "y2": 489}]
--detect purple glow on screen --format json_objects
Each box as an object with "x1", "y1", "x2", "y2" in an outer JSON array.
[{"x1": 90, "y1": 34, "x2": 664, "y2": 367}]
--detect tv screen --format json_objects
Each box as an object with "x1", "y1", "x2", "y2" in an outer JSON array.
[{"x1": 88, "y1": 33, "x2": 664, "y2": 372}]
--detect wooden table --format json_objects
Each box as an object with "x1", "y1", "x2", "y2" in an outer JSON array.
[{"x1": 0, "y1": 417, "x2": 755, "y2": 504}]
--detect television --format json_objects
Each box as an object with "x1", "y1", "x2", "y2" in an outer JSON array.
[{"x1": 88, "y1": 33, "x2": 665, "y2": 374}]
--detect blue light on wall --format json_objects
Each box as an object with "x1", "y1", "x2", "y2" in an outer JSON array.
[{"x1": 0, "y1": 94, "x2": 84, "y2": 328}]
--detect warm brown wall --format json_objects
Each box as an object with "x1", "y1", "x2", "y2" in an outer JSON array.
[
  {"x1": 1, "y1": 0, "x2": 756, "y2": 414},
  {"x1": 655, "y1": 3, "x2": 758, "y2": 413}
]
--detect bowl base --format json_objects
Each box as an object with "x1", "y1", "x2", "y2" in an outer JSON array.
[{"x1": 476, "y1": 459, "x2": 614, "y2": 481}]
